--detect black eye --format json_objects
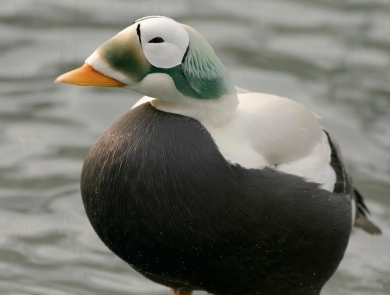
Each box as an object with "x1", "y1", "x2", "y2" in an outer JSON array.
[{"x1": 148, "y1": 37, "x2": 164, "y2": 43}]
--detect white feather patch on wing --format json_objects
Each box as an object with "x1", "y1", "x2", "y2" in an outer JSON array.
[
  {"x1": 237, "y1": 93, "x2": 323, "y2": 165},
  {"x1": 203, "y1": 92, "x2": 337, "y2": 191},
  {"x1": 351, "y1": 197, "x2": 356, "y2": 224},
  {"x1": 276, "y1": 131, "x2": 336, "y2": 192}
]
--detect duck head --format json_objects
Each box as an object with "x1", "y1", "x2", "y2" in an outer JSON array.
[{"x1": 56, "y1": 16, "x2": 236, "y2": 102}]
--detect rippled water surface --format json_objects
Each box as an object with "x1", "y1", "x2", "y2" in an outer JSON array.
[{"x1": 1, "y1": 0, "x2": 389, "y2": 294}]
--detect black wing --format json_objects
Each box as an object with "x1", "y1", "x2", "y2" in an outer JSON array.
[{"x1": 324, "y1": 130, "x2": 381, "y2": 234}]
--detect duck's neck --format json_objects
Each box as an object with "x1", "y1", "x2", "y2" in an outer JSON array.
[
  {"x1": 150, "y1": 93, "x2": 239, "y2": 127},
  {"x1": 129, "y1": 67, "x2": 239, "y2": 126}
]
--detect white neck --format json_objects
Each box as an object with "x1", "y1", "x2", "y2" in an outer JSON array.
[
  {"x1": 150, "y1": 94, "x2": 239, "y2": 127},
  {"x1": 129, "y1": 72, "x2": 239, "y2": 126}
]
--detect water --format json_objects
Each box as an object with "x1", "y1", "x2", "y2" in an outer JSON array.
[{"x1": 0, "y1": 0, "x2": 389, "y2": 294}]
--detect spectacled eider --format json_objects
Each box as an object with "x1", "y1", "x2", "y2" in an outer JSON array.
[{"x1": 55, "y1": 16, "x2": 381, "y2": 295}]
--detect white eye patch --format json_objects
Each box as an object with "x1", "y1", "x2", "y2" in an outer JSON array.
[{"x1": 139, "y1": 18, "x2": 189, "y2": 69}]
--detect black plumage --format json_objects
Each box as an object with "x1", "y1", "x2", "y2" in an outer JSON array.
[{"x1": 81, "y1": 103, "x2": 352, "y2": 295}]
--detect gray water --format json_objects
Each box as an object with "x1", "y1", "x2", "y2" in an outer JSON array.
[{"x1": 0, "y1": 0, "x2": 389, "y2": 294}]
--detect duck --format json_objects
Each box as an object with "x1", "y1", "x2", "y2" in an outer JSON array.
[{"x1": 55, "y1": 16, "x2": 381, "y2": 295}]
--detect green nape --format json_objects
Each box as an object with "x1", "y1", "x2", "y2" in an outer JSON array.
[{"x1": 159, "y1": 24, "x2": 236, "y2": 99}]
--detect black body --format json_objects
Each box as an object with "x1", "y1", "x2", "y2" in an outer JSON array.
[{"x1": 81, "y1": 103, "x2": 352, "y2": 295}]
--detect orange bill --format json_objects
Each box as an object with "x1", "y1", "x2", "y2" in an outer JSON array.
[{"x1": 55, "y1": 64, "x2": 126, "y2": 87}]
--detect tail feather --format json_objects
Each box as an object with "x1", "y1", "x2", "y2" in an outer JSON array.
[
  {"x1": 353, "y1": 189, "x2": 381, "y2": 235},
  {"x1": 354, "y1": 215, "x2": 382, "y2": 235},
  {"x1": 354, "y1": 189, "x2": 370, "y2": 216},
  {"x1": 324, "y1": 130, "x2": 381, "y2": 235}
]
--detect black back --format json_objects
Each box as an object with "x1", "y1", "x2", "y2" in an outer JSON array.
[{"x1": 81, "y1": 103, "x2": 352, "y2": 295}]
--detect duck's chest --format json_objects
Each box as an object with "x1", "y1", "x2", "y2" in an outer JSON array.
[{"x1": 80, "y1": 103, "x2": 239, "y2": 277}]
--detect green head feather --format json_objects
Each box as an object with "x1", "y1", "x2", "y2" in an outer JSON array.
[
  {"x1": 148, "y1": 24, "x2": 236, "y2": 99},
  {"x1": 180, "y1": 24, "x2": 236, "y2": 98},
  {"x1": 94, "y1": 17, "x2": 236, "y2": 100}
]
